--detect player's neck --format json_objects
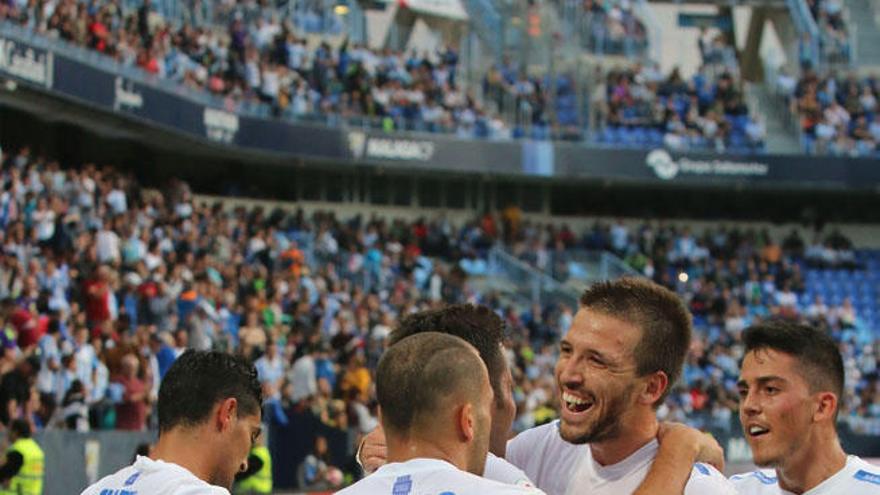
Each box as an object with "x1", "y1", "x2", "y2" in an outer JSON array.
[
  {"x1": 776, "y1": 432, "x2": 847, "y2": 494},
  {"x1": 386, "y1": 437, "x2": 469, "y2": 473},
  {"x1": 589, "y1": 413, "x2": 658, "y2": 467},
  {"x1": 151, "y1": 428, "x2": 218, "y2": 485}
]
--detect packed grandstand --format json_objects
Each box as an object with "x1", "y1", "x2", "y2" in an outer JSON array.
[
  {"x1": 0, "y1": 143, "x2": 878, "y2": 490},
  {"x1": 3, "y1": 0, "x2": 877, "y2": 156}
]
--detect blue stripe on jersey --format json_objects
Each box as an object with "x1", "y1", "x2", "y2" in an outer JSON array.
[
  {"x1": 854, "y1": 470, "x2": 880, "y2": 486},
  {"x1": 694, "y1": 463, "x2": 710, "y2": 476},
  {"x1": 753, "y1": 471, "x2": 778, "y2": 485}
]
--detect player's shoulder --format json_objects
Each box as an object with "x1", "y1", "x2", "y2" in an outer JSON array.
[
  {"x1": 484, "y1": 453, "x2": 535, "y2": 488},
  {"x1": 512, "y1": 421, "x2": 560, "y2": 441},
  {"x1": 684, "y1": 463, "x2": 738, "y2": 494},
  {"x1": 475, "y1": 470, "x2": 547, "y2": 495},
  {"x1": 847, "y1": 456, "x2": 880, "y2": 491},
  {"x1": 729, "y1": 469, "x2": 780, "y2": 493},
  {"x1": 79, "y1": 465, "x2": 139, "y2": 495},
  {"x1": 507, "y1": 421, "x2": 565, "y2": 453}
]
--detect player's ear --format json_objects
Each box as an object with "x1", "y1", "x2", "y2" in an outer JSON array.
[
  {"x1": 813, "y1": 391, "x2": 838, "y2": 422},
  {"x1": 457, "y1": 402, "x2": 475, "y2": 442},
  {"x1": 216, "y1": 397, "x2": 238, "y2": 433},
  {"x1": 640, "y1": 371, "x2": 668, "y2": 406}
]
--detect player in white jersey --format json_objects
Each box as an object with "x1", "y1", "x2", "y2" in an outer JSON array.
[
  {"x1": 359, "y1": 287, "x2": 730, "y2": 494},
  {"x1": 506, "y1": 420, "x2": 732, "y2": 495},
  {"x1": 731, "y1": 456, "x2": 880, "y2": 495},
  {"x1": 81, "y1": 350, "x2": 264, "y2": 495},
  {"x1": 338, "y1": 332, "x2": 546, "y2": 495},
  {"x1": 506, "y1": 278, "x2": 737, "y2": 495},
  {"x1": 357, "y1": 305, "x2": 537, "y2": 486},
  {"x1": 732, "y1": 322, "x2": 880, "y2": 494}
]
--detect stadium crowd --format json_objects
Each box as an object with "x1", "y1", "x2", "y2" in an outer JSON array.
[
  {"x1": 592, "y1": 62, "x2": 765, "y2": 153},
  {"x1": 1, "y1": 0, "x2": 769, "y2": 148},
  {"x1": 0, "y1": 144, "x2": 877, "y2": 487},
  {"x1": 0, "y1": 0, "x2": 522, "y2": 139},
  {"x1": 789, "y1": 69, "x2": 880, "y2": 157}
]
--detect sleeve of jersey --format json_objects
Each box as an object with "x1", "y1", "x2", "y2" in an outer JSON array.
[
  {"x1": 484, "y1": 455, "x2": 536, "y2": 487},
  {"x1": 683, "y1": 463, "x2": 739, "y2": 495}
]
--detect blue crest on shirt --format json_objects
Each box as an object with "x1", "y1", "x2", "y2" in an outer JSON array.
[
  {"x1": 123, "y1": 472, "x2": 140, "y2": 486},
  {"x1": 854, "y1": 470, "x2": 880, "y2": 486},
  {"x1": 693, "y1": 463, "x2": 710, "y2": 475},
  {"x1": 392, "y1": 475, "x2": 412, "y2": 495}
]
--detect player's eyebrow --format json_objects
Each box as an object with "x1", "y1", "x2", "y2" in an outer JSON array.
[{"x1": 737, "y1": 375, "x2": 787, "y2": 388}]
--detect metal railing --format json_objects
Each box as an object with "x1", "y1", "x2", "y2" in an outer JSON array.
[
  {"x1": 786, "y1": 0, "x2": 822, "y2": 69},
  {"x1": 487, "y1": 247, "x2": 580, "y2": 307},
  {"x1": 546, "y1": 248, "x2": 640, "y2": 283},
  {"x1": 786, "y1": 0, "x2": 852, "y2": 70},
  {"x1": 554, "y1": 0, "x2": 650, "y2": 57}
]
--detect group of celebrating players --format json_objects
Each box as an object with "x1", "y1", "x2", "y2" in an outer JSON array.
[{"x1": 82, "y1": 277, "x2": 880, "y2": 494}]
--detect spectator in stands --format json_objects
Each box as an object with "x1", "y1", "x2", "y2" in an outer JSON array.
[
  {"x1": 297, "y1": 435, "x2": 343, "y2": 490},
  {"x1": 112, "y1": 353, "x2": 149, "y2": 431}
]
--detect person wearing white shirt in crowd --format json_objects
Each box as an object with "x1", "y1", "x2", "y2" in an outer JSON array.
[
  {"x1": 254, "y1": 340, "x2": 285, "y2": 400},
  {"x1": 95, "y1": 219, "x2": 121, "y2": 264},
  {"x1": 804, "y1": 295, "x2": 828, "y2": 320},
  {"x1": 358, "y1": 302, "x2": 726, "y2": 494},
  {"x1": 732, "y1": 322, "x2": 880, "y2": 494},
  {"x1": 505, "y1": 278, "x2": 736, "y2": 495},
  {"x1": 80, "y1": 350, "x2": 263, "y2": 495},
  {"x1": 338, "y1": 331, "x2": 544, "y2": 495}
]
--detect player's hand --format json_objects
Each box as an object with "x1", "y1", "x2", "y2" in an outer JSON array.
[
  {"x1": 357, "y1": 424, "x2": 388, "y2": 474},
  {"x1": 657, "y1": 422, "x2": 725, "y2": 472}
]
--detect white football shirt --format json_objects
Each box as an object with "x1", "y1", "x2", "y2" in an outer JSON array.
[
  {"x1": 506, "y1": 421, "x2": 737, "y2": 495},
  {"x1": 338, "y1": 458, "x2": 546, "y2": 495},
  {"x1": 486, "y1": 453, "x2": 536, "y2": 487},
  {"x1": 730, "y1": 456, "x2": 880, "y2": 494},
  {"x1": 80, "y1": 456, "x2": 230, "y2": 495}
]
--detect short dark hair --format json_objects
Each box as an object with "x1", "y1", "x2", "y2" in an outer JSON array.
[
  {"x1": 743, "y1": 321, "x2": 844, "y2": 413},
  {"x1": 580, "y1": 277, "x2": 692, "y2": 405},
  {"x1": 390, "y1": 305, "x2": 506, "y2": 408},
  {"x1": 377, "y1": 332, "x2": 486, "y2": 435},
  {"x1": 158, "y1": 350, "x2": 262, "y2": 433},
  {"x1": 10, "y1": 419, "x2": 30, "y2": 439}
]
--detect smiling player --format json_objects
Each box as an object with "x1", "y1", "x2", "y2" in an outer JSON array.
[
  {"x1": 732, "y1": 322, "x2": 880, "y2": 494},
  {"x1": 505, "y1": 277, "x2": 736, "y2": 495}
]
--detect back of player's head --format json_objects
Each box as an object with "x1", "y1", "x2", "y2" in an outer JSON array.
[
  {"x1": 377, "y1": 332, "x2": 487, "y2": 436},
  {"x1": 158, "y1": 350, "x2": 262, "y2": 433},
  {"x1": 580, "y1": 277, "x2": 692, "y2": 404},
  {"x1": 743, "y1": 321, "x2": 844, "y2": 411},
  {"x1": 390, "y1": 305, "x2": 506, "y2": 407}
]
